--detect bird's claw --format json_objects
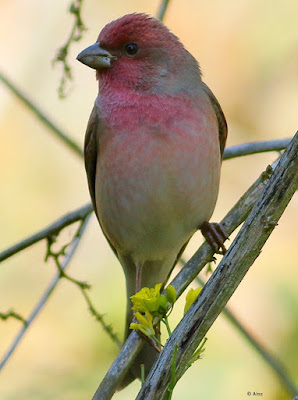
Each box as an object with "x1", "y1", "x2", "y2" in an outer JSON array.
[{"x1": 200, "y1": 221, "x2": 228, "y2": 254}]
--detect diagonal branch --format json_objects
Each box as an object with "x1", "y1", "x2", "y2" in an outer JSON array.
[
  {"x1": 0, "y1": 69, "x2": 292, "y2": 164},
  {"x1": 170, "y1": 165, "x2": 273, "y2": 296},
  {"x1": 0, "y1": 136, "x2": 292, "y2": 264},
  {"x1": 0, "y1": 214, "x2": 91, "y2": 372},
  {"x1": 157, "y1": 0, "x2": 171, "y2": 20},
  {"x1": 90, "y1": 139, "x2": 286, "y2": 399},
  {"x1": 0, "y1": 203, "x2": 93, "y2": 263},
  {"x1": 0, "y1": 71, "x2": 83, "y2": 158},
  {"x1": 2, "y1": 137, "x2": 282, "y2": 264},
  {"x1": 195, "y1": 276, "x2": 298, "y2": 396},
  {"x1": 136, "y1": 131, "x2": 298, "y2": 399}
]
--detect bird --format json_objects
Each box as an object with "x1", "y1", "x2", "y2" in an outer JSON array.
[{"x1": 77, "y1": 13, "x2": 227, "y2": 389}]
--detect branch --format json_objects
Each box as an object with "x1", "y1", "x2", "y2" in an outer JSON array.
[
  {"x1": 0, "y1": 215, "x2": 91, "y2": 372},
  {"x1": 80, "y1": 288, "x2": 121, "y2": 347},
  {"x1": 195, "y1": 276, "x2": 298, "y2": 396},
  {"x1": 0, "y1": 69, "x2": 292, "y2": 163},
  {"x1": 1, "y1": 206, "x2": 121, "y2": 369},
  {"x1": 0, "y1": 71, "x2": 83, "y2": 158},
  {"x1": 90, "y1": 146, "x2": 277, "y2": 399},
  {"x1": 0, "y1": 310, "x2": 27, "y2": 326},
  {"x1": 223, "y1": 138, "x2": 291, "y2": 160},
  {"x1": 2, "y1": 137, "x2": 282, "y2": 264},
  {"x1": 45, "y1": 232, "x2": 121, "y2": 348},
  {"x1": 53, "y1": 0, "x2": 86, "y2": 98},
  {"x1": 157, "y1": 0, "x2": 171, "y2": 20},
  {"x1": 0, "y1": 136, "x2": 292, "y2": 264},
  {"x1": 91, "y1": 330, "x2": 144, "y2": 400},
  {"x1": 136, "y1": 131, "x2": 298, "y2": 399},
  {"x1": 170, "y1": 165, "x2": 273, "y2": 296},
  {"x1": 0, "y1": 203, "x2": 92, "y2": 263}
]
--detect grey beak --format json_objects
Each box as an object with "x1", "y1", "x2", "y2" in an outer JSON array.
[{"x1": 77, "y1": 43, "x2": 115, "y2": 70}]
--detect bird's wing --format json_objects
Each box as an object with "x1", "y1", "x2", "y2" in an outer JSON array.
[
  {"x1": 84, "y1": 105, "x2": 118, "y2": 257},
  {"x1": 84, "y1": 105, "x2": 99, "y2": 214},
  {"x1": 202, "y1": 82, "x2": 228, "y2": 157}
]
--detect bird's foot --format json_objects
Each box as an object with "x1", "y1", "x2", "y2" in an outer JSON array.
[
  {"x1": 135, "y1": 264, "x2": 143, "y2": 293},
  {"x1": 200, "y1": 221, "x2": 228, "y2": 255}
]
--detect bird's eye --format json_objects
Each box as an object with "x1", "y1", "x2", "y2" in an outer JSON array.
[{"x1": 125, "y1": 43, "x2": 139, "y2": 56}]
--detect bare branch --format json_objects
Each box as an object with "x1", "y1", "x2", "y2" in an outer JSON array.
[
  {"x1": 90, "y1": 152, "x2": 275, "y2": 400},
  {"x1": 0, "y1": 71, "x2": 83, "y2": 158},
  {"x1": 0, "y1": 138, "x2": 291, "y2": 263},
  {"x1": 45, "y1": 232, "x2": 122, "y2": 348},
  {"x1": 91, "y1": 330, "x2": 144, "y2": 400},
  {"x1": 0, "y1": 203, "x2": 92, "y2": 263},
  {"x1": 170, "y1": 165, "x2": 273, "y2": 297},
  {"x1": 1, "y1": 206, "x2": 121, "y2": 370},
  {"x1": 0, "y1": 215, "x2": 91, "y2": 372},
  {"x1": 2, "y1": 140, "x2": 283, "y2": 265},
  {"x1": 0, "y1": 310, "x2": 27, "y2": 326},
  {"x1": 0, "y1": 70, "x2": 292, "y2": 164},
  {"x1": 157, "y1": 0, "x2": 171, "y2": 20},
  {"x1": 136, "y1": 132, "x2": 298, "y2": 399},
  {"x1": 195, "y1": 276, "x2": 298, "y2": 396},
  {"x1": 53, "y1": 0, "x2": 86, "y2": 98},
  {"x1": 80, "y1": 288, "x2": 122, "y2": 347},
  {"x1": 223, "y1": 138, "x2": 291, "y2": 160}
]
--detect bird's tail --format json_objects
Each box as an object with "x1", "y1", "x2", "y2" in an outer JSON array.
[
  {"x1": 117, "y1": 257, "x2": 173, "y2": 390},
  {"x1": 117, "y1": 308, "x2": 160, "y2": 390}
]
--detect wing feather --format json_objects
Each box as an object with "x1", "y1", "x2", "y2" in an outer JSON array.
[
  {"x1": 202, "y1": 82, "x2": 228, "y2": 157},
  {"x1": 84, "y1": 105, "x2": 118, "y2": 257}
]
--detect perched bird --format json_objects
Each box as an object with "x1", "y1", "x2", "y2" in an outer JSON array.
[{"x1": 77, "y1": 13, "x2": 227, "y2": 388}]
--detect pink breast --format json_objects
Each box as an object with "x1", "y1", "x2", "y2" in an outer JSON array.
[{"x1": 94, "y1": 92, "x2": 221, "y2": 256}]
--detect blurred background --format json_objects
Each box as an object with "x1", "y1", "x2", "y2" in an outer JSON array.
[{"x1": 0, "y1": 0, "x2": 297, "y2": 399}]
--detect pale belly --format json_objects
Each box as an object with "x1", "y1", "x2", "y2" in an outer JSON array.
[{"x1": 95, "y1": 126, "x2": 220, "y2": 263}]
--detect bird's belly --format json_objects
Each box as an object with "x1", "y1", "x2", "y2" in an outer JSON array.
[{"x1": 95, "y1": 129, "x2": 220, "y2": 263}]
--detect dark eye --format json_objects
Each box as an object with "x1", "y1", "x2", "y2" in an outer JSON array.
[{"x1": 125, "y1": 43, "x2": 139, "y2": 56}]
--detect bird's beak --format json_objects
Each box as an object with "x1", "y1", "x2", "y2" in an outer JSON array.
[{"x1": 76, "y1": 43, "x2": 116, "y2": 70}]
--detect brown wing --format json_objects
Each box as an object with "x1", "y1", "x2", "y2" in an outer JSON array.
[
  {"x1": 84, "y1": 105, "x2": 118, "y2": 257},
  {"x1": 202, "y1": 82, "x2": 228, "y2": 158},
  {"x1": 84, "y1": 106, "x2": 99, "y2": 214}
]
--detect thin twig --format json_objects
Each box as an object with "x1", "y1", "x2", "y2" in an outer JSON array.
[
  {"x1": 90, "y1": 153, "x2": 275, "y2": 400},
  {"x1": 0, "y1": 71, "x2": 83, "y2": 158},
  {"x1": 223, "y1": 138, "x2": 291, "y2": 159},
  {"x1": 0, "y1": 310, "x2": 27, "y2": 326},
  {"x1": 195, "y1": 275, "x2": 298, "y2": 396},
  {"x1": 0, "y1": 215, "x2": 91, "y2": 372},
  {"x1": 136, "y1": 132, "x2": 298, "y2": 399},
  {"x1": 0, "y1": 70, "x2": 292, "y2": 164},
  {"x1": 45, "y1": 227, "x2": 121, "y2": 347},
  {"x1": 0, "y1": 138, "x2": 290, "y2": 264},
  {"x1": 80, "y1": 289, "x2": 121, "y2": 347},
  {"x1": 53, "y1": 0, "x2": 86, "y2": 98},
  {"x1": 0, "y1": 203, "x2": 93, "y2": 263},
  {"x1": 157, "y1": 0, "x2": 171, "y2": 20}
]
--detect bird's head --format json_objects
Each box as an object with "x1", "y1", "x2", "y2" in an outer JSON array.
[{"x1": 77, "y1": 13, "x2": 201, "y2": 94}]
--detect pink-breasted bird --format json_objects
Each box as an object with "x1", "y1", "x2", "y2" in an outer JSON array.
[{"x1": 77, "y1": 13, "x2": 227, "y2": 388}]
